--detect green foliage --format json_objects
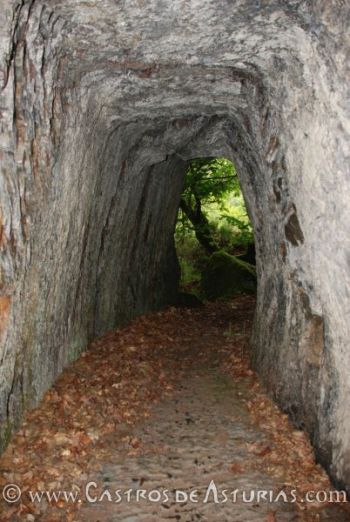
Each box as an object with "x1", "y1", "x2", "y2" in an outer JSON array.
[
  {"x1": 175, "y1": 233, "x2": 208, "y2": 295},
  {"x1": 182, "y1": 157, "x2": 240, "y2": 204},
  {"x1": 177, "y1": 157, "x2": 253, "y2": 248},
  {"x1": 175, "y1": 157, "x2": 254, "y2": 295}
]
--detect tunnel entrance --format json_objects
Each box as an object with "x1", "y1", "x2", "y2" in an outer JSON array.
[
  {"x1": 0, "y1": 0, "x2": 349, "y2": 496},
  {"x1": 174, "y1": 157, "x2": 256, "y2": 304}
]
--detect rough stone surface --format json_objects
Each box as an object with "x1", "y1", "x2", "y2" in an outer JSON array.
[
  {"x1": 78, "y1": 368, "x2": 347, "y2": 522},
  {"x1": 0, "y1": 0, "x2": 349, "y2": 494}
]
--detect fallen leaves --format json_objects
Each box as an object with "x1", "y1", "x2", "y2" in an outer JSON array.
[
  {"x1": 0, "y1": 296, "x2": 348, "y2": 520},
  {"x1": 0, "y1": 308, "x2": 192, "y2": 519},
  {"x1": 220, "y1": 298, "x2": 346, "y2": 512},
  {"x1": 246, "y1": 442, "x2": 272, "y2": 458},
  {"x1": 229, "y1": 462, "x2": 245, "y2": 474}
]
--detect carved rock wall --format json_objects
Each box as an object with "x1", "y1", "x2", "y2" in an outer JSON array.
[{"x1": 0, "y1": 0, "x2": 349, "y2": 492}]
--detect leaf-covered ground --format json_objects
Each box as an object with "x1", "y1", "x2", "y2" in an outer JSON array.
[{"x1": 0, "y1": 296, "x2": 349, "y2": 521}]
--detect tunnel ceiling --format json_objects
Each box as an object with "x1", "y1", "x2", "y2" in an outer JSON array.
[
  {"x1": 4, "y1": 0, "x2": 336, "y2": 124},
  {"x1": 0, "y1": 0, "x2": 350, "y2": 496}
]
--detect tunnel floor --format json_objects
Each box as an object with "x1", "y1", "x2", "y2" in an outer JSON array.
[{"x1": 0, "y1": 297, "x2": 349, "y2": 521}]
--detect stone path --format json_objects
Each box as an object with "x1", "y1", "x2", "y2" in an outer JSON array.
[
  {"x1": 1, "y1": 298, "x2": 349, "y2": 521},
  {"x1": 78, "y1": 367, "x2": 348, "y2": 522}
]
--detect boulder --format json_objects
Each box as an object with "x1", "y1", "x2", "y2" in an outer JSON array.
[{"x1": 202, "y1": 251, "x2": 256, "y2": 300}]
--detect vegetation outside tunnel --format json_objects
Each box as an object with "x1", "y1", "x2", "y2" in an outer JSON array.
[{"x1": 175, "y1": 157, "x2": 256, "y2": 300}]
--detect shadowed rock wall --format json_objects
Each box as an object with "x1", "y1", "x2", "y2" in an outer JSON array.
[{"x1": 0, "y1": 0, "x2": 349, "y2": 492}]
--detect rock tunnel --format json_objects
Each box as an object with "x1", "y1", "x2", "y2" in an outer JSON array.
[{"x1": 0, "y1": 0, "x2": 349, "y2": 495}]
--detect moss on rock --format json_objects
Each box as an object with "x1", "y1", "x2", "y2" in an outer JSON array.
[{"x1": 202, "y1": 250, "x2": 256, "y2": 300}]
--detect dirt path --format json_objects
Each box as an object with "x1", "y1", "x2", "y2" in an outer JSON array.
[{"x1": 0, "y1": 297, "x2": 349, "y2": 521}]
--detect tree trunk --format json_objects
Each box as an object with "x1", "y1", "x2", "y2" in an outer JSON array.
[{"x1": 179, "y1": 197, "x2": 218, "y2": 255}]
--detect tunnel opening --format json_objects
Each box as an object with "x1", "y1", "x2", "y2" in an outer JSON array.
[{"x1": 174, "y1": 156, "x2": 256, "y2": 305}]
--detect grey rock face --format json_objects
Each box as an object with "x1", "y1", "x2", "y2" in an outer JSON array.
[{"x1": 0, "y1": 0, "x2": 349, "y2": 492}]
